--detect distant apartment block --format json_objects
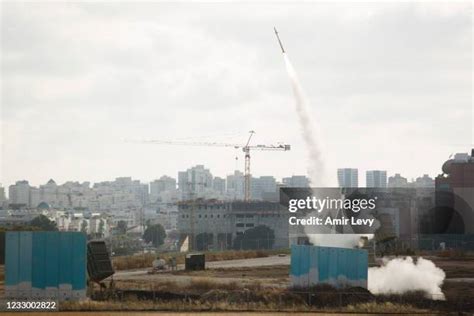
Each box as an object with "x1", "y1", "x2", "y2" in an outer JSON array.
[
  {"x1": 226, "y1": 170, "x2": 245, "y2": 200},
  {"x1": 150, "y1": 175, "x2": 177, "y2": 202},
  {"x1": 337, "y1": 168, "x2": 358, "y2": 188},
  {"x1": 251, "y1": 176, "x2": 277, "y2": 201},
  {"x1": 414, "y1": 174, "x2": 435, "y2": 188},
  {"x1": 282, "y1": 175, "x2": 310, "y2": 187},
  {"x1": 212, "y1": 177, "x2": 226, "y2": 195},
  {"x1": 178, "y1": 165, "x2": 213, "y2": 200},
  {"x1": 388, "y1": 173, "x2": 408, "y2": 188},
  {"x1": 8, "y1": 180, "x2": 31, "y2": 207},
  {"x1": 366, "y1": 170, "x2": 387, "y2": 188}
]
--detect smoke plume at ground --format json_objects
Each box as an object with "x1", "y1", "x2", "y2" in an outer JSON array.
[{"x1": 369, "y1": 257, "x2": 446, "y2": 300}]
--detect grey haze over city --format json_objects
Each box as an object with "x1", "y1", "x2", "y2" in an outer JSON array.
[{"x1": 1, "y1": 1, "x2": 472, "y2": 188}]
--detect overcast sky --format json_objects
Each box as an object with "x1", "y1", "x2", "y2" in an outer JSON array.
[{"x1": 1, "y1": 1, "x2": 472, "y2": 188}]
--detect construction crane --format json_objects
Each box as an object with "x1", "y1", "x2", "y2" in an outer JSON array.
[{"x1": 135, "y1": 131, "x2": 290, "y2": 201}]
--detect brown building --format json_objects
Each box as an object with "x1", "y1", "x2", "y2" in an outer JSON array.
[{"x1": 435, "y1": 150, "x2": 474, "y2": 233}]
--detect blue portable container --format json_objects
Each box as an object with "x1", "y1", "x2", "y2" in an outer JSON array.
[
  {"x1": 5, "y1": 231, "x2": 87, "y2": 300},
  {"x1": 291, "y1": 245, "x2": 368, "y2": 289}
]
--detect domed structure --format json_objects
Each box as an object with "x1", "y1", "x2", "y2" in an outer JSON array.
[
  {"x1": 441, "y1": 159, "x2": 453, "y2": 175},
  {"x1": 37, "y1": 201, "x2": 50, "y2": 210}
]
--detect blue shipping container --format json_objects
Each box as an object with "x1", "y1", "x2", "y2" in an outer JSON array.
[
  {"x1": 5, "y1": 231, "x2": 86, "y2": 300},
  {"x1": 291, "y1": 245, "x2": 368, "y2": 289}
]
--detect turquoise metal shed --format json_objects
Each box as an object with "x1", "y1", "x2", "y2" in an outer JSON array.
[
  {"x1": 291, "y1": 245, "x2": 368, "y2": 289},
  {"x1": 5, "y1": 231, "x2": 86, "y2": 300}
]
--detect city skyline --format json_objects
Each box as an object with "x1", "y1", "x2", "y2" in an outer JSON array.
[
  {"x1": 1, "y1": 163, "x2": 438, "y2": 192},
  {"x1": 2, "y1": 2, "x2": 472, "y2": 187}
]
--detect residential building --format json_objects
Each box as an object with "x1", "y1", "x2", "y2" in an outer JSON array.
[
  {"x1": 282, "y1": 175, "x2": 310, "y2": 187},
  {"x1": 337, "y1": 168, "x2": 358, "y2": 188},
  {"x1": 178, "y1": 165, "x2": 213, "y2": 200},
  {"x1": 8, "y1": 180, "x2": 30, "y2": 207},
  {"x1": 226, "y1": 170, "x2": 245, "y2": 200},
  {"x1": 388, "y1": 173, "x2": 408, "y2": 188},
  {"x1": 366, "y1": 170, "x2": 387, "y2": 188}
]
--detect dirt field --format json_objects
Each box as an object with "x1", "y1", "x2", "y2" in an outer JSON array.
[
  {"x1": 429, "y1": 256, "x2": 474, "y2": 278},
  {"x1": 1, "y1": 254, "x2": 474, "y2": 313}
]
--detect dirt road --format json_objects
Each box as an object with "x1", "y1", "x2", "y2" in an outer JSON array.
[{"x1": 115, "y1": 255, "x2": 290, "y2": 278}]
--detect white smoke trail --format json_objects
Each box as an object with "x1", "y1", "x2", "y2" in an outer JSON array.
[
  {"x1": 369, "y1": 257, "x2": 446, "y2": 300},
  {"x1": 282, "y1": 51, "x2": 445, "y2": 300},
  {"x1": 283, "y1": 53, "x2": 368, "y2": 247},
  {"x1": 284, "y1": 53, "x2": 328, "y2": 187}
]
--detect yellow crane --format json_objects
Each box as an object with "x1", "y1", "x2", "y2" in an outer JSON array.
[{"x1": 137, "y1": 131, "x2": 291, "y2": 201}]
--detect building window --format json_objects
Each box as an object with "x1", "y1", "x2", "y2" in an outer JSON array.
[
  {"x1": 236, "y1": 214, "x2": 244, "y2": 218},
  {"x1": 236, "y1": 223, "x2": 245, "y2": 227},
  {"x1": 246, "y1": 223, "x2": 254, "y2": 227}
]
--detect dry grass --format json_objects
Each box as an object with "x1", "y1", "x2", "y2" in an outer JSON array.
[
  {"x1": 60, "y1": 297, "x2": 425, "y2": 313},
  {"x1": 344, "y1": 302, "x2": 425, "y2": 313},
  {"x1": 436, "y1": 249, "x2": 474, "y2": 260},
  {"x1": 112, "y1": 249, "x2": 289, "y2": 271},
  {"x1": 115, "y1": 277, "x2": 266, "y2": 295}
]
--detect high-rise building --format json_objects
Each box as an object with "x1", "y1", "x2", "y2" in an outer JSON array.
[
  {"x1": 150, "y1": 176, "x2": 176, "y2": 202},
  {"x1": 0, "y1": 185, "x2": 6, "y2": 203},
  {"x1": 388, "y1": 173, "x2": 408, "y2": 188},
  {"x1": 212, "y1": 177, "x2": 226, "y2": 195},
  {"x1": 337, "y1": 168, "x2": 358, "y2": 188},
  {"x1": 226, "y1": 170, "x2": 245, "y2": 200},
  {"x1": 251, "y1": 176, "x2": 277, "y2": 200},
  {"x1": 366, "y1": 170, "x2": 387, "y2": 188},
  {"x1": 282, "y1": 175, "x2": 310, "y2": 187},
  {"x1": 178, "y1": 165, "x2": 213, "y2": 200},
  {"x1": 414, "y1": 174, "x2": 435, "y2": 188},
  {"x1": 8, "y1": 180, "x2": 31, "y2": 206}
]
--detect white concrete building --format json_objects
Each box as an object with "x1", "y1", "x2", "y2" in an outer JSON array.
[
  {"x1": 150, "y1": 176, "x2": 176, "y2": 203},
  {"x1": 226, "y1": 170, "x2": 245, "y2": 200},
  {"x1": 8, "y1": 180, "x2": 30, "y2": 206},
  {"x1": 178, "y1": 165, "x2": 213, "y2": 200}
]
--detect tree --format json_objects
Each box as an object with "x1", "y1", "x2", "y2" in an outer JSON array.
[
  {"x1": 117, "y1": 220, "x2": 128, "y2": 235},
  {"x1": 143, "y1": 224, "x2": 166, "y2": 248},
  {"x1": 29, "y1": 215, "x2": 58, "y2": 231},
  {"x1": 98, "y1": 219, "x2": 105, "y2": 237},
  {"x1": 233, "y1": 225, "x2": 275, "y2": 250},
  {"x1": 80, "y1": 220, "x2": 88, "y2": 234}
]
